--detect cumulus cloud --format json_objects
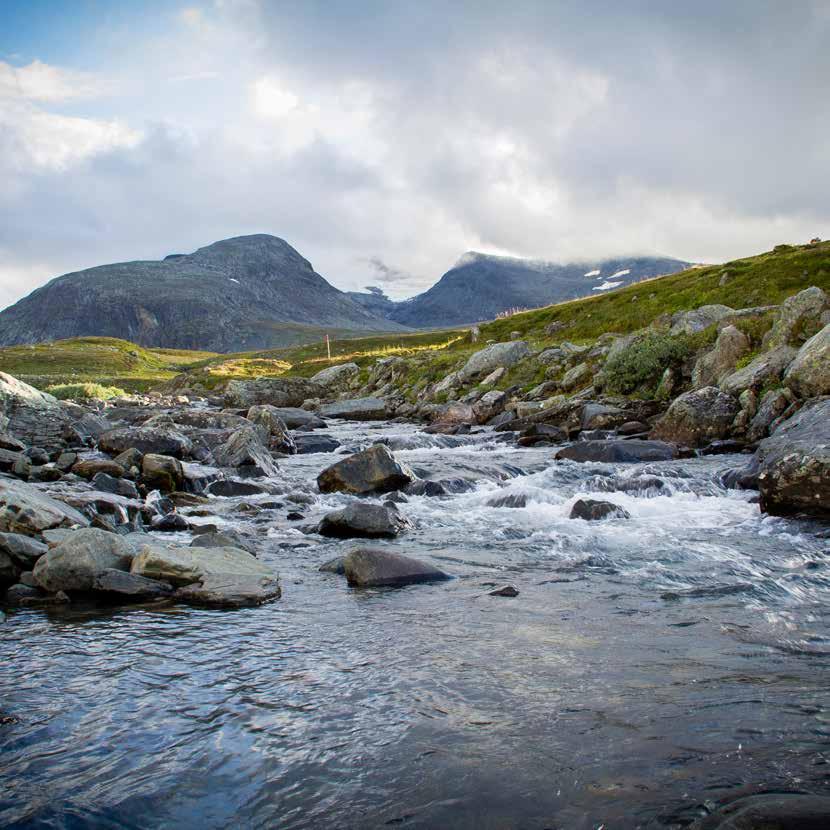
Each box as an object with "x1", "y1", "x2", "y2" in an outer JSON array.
[{"x1": 1, "y1": 0, "x2": 828, "y2": 310}]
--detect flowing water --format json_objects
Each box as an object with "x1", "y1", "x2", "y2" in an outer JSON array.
[{"x1": 2, "y1": 421, "x2": 829, "y2": 828}]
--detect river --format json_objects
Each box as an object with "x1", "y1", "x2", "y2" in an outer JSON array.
[{"x1": 2, "y1": 420, "x2": 829, "y2": 828}]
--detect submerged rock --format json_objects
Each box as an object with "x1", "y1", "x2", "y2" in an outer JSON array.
[
  {"x1": 569, "y1": 499, "x2": 631, "y2": 520},
  {"x1": 341, "y1": 547, "x2": 451, "y2": 587},
  {"x1": 489, "y1": 585, "x2": 519, "y2": 597},
  {"x1": 756, "y1": 398, "x2": 830, "y2": 518},
  {"x1": 33, "y1": 528, "x2": 135, "y2": 592},
  {"x1": 317, "y1": 444, "x2": 414, "y2": 495},
  {"x1": 318, "y1": 503, "x2": 412, "y2": 539},
  {"x1": 556, "y1": 439, "x2": 679, "y2": 463}
]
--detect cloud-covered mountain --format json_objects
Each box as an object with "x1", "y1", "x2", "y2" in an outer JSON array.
[
  {"x1": 0, "y1": 235, "x2": 408, "y2": 352},
  {"x1": 350, "y1": 252, "x2": 693, "y2": 328}
]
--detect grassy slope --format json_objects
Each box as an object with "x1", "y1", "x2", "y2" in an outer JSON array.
[{"x1": 1, "y1": 242, "x2": 827, "y2": 394}]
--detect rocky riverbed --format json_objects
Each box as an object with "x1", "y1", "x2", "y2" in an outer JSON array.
[{"x1": 1, "y1": 364, "x2": 829, "y2": 827}]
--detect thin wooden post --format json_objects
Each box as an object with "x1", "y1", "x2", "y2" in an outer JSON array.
[{"x1": 325, "y1": 334, "x2": 331, "y2": 361}]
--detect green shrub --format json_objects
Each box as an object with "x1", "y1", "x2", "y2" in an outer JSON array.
[
  {"x1": 601, "y1": 334, "x2": 692, "y2": 395},
  {"x1": 46, "y1": 382, "x2": 126, "y2": 401}
]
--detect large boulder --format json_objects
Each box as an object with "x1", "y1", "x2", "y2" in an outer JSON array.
[
  {"x1": 131, "y1": 543, "x2": 274, "y2": 586},
  {"x1": 311, "y1": 362, "x2": 360, "y2": 391},
  {"x1": 691, "y1": 325, "x2": 751, "y2": 388},
  {"x1": 33, "y1": 528, "x2": 135, "y2": 592},
  {"x1": 342, "y1": 547, "x2": 451, "y2": 587},
  {"x1": 141, "y1": 453, "x2": 184, "y2": 492},
  {"x1": 430, "y1": 402, "x2": 475, "y2": 426},
  {"x1": 317, "y1": 445, "x2": 414, "y2": 494},
  {"x1": 318, "y1": 503, "x2": 412, "y2": 539},
  {"x1": 719, "y1": 345, "x2": 798, "y2": 396},
  {"x1": 71, "y1": 457, "x2": 125, "y2": 480},
  {"x1": 212, "y1": 426, "x2": 278, "y2": 477},
  {"x1": 246, "y1": 405, "x2": 296, "y2": 454},
  {"x1": 224, "y1": 377, "x2": 317, "y2": 409},
  {"x1": 472, "y1": 390, "x2": 507, "y2": 424},
  {"x1": 651, "y1": 387, "x2": 739, "y2": 447},
  {"x1": 318, "y1": 397, "x2": 388, "y2": 421},
  {"x1": 252, "y1": 407, "x2": 325, "y2": 429},
  {"x1": 293, "y1": 434, "x2": 342, "y2": 454},
  {"x1": 92, "y1": 568, "x2": 174, "y2": 597},
  {"x1": 0, "y1": 531, "x2": 47, "y2": 570},
  {"x1": 556, "y1": 439, "x2": 679, "y2": 463},
  {"x1": 175, "y1": 574, "x2": 281, "y2": 608},
  {"x1": 0, "y1": 372, "x2": 70, "y2": 449},
  {"x1": 0, "y1": 478, "x2": 89, "y2": 537},
  {"x1": 783, "y1": 323, "x2": 830, "y2": 397},
  {"x1": 669, "y1": 304, "x2": 734, "y2": 335},
  {"x1": 755, "y1": 398, "x2": 830, "y2": 518},
  {"x1": 458, "y1": 341, "x2": 530, "y2": 380},
  {"x1": 762, "y1": 285, "x2": 828, "y2": 349},
  {"x1": 99, "y1": 426, "x2": 192, "y2": 459},
  {"x1": 746, "y1": 388, "x2": 791, "y2": 443},
  {"x1": 580, "y1": 403, "x2": 627, "y2": 431},
  {"x1": 569, "y1": 499, "x2": 630, "y2": 520}
]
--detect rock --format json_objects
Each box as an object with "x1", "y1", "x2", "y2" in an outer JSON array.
[
  {"x1": 251, "y1": 407, "x2": 325, "y2": 429},
  {"x1": 319, "y1": 556, "x2": 346, "y2": 574},
  {"x1": 700, "y1": 439, "x2": 745, "y2": 456},
  {"x1": 569, "y1": 499, "x2": 631, "y2": 520},
  {"x1": 99, "y1": 426, "x2": 192, "y2": 459},
  {"x1": 140, "y1": 453, "x2": 184, "y2": 492},
  {"x1": 0, "y1": 551, "x2": 18, "y2": 584},
  {"x1": 516, "y1": 424, "x2": 568, "y2": 447},
  {"x1": 618, "y1": 420, "x2": 650, "y2": 436},
  {"x1": 431, "y1": 402, "x2": 475, "y2": 426},
  {"x1": 224, "y1": 377, "x2": 317, "y2": 409},
  {"x1": 719, "y1": 345, "x2": 798, "y2": 395},
  {"x1": 746, "y1": 389, "x2": 791, "y2": 442},
  {"x1": 0, "y1": 532, "x2": 47, "y2": 569},
  {"x1": 342, "y1": 547, "x2": 450, "y2": 587},
  {"x1": 318, "y1": 397, "x2": 388, "y2": 421},
  {"x1": 783, "y1": 323, "x2": 830, "y2": 397},
  {"x1": 174, "y1": 574, "x2": 281, "y2": 608},
  {"x1": 24, "y1": 447, "x2": 49, "y2": 465},
  {"x1": 246, "y1": 405, "x2": 296, "y2": 454},
  {"x1": 33, "y1": 528, "x2": 135, "y2": 592},
  {"x1": 472, "y1": 390, "x2": 507, "y2": 424},
  {"x1": 559, "y1": 362, "x2": 592, "y2": 392},
  {"x1": 205, "y1": 479, "x2": 269, "y2": 497},
  {"x1": 317, "y1": 444, "x2": 414, "y2": 494},
  {"x1": 458, "y1": 341, "x2": 530, "y2": 380},
  {"x1": 756, "y1": 398, "x2": 830, "y2": 518},
  {"x1": 213, "y1": 426, "x2": 278, "y2": 477},
  {"x1": 0, "y1": 432, "x2": 25, "y2": 452},
  {"x1": 688, "y1": 792, "x2": 830, "y2": 830},
  {"x1": 151, "y1": 513, "x2": 190, "y2": 531},
  {"x1": 721, "y1": 457, "x2": 761, "y2": 490},
  {"x1": 131, "y1": 543, "x2": 274, "y2": 586},
  {"x1": 91, "y1": 472, "x2": 140, "y2": 498},
  {"x1": 318, "y1": 503, "x2": 412, "y2": 539},
  {"x1": 113, "y1": 447, "x2": 144, "y2": 471},
  {"x1": 5, "y1": 583, "x2": 46, "y2": 605},
  {"x1": 0, "y1": 478, "x2": 89, "y2": 537},
  {"x1": 580, "y1": 403, "x2": 627, "y2": 431},
  {"x1": 691, "y1": 325, "x2": 751, "y2": 388},
  {"x1": 480, "y1": 367, "x2": 506, "y2": 386},
  {"x1": 92, "y1": 568, "x2": 174, "y2": 597},
  {"x1": 191, "y1": 531, "x2": 255, "y2": 554},
  {"x1": 762, "y1": 285, "x2": 829, "y2": 348},
  {"x1": 0, "y1": 372, "x2": 70, "y2": 449},
  {"x1": 556, "y1": 439, "x2": 680, "y2": 463},
  {"x1": 669, "y1": 304, "x2": 734, "y2": 335},
  {"x1": 489, "y1": 585, "x2": 519, "y2": 597},
  {"x1": 0, "y1": 448, "x2": 30, "y2": 478},
  {"x1": 293, "y1": 434, "x2": 341, "y2": 454},
  {"x1": 651, "y1": 387, "x2": 739, "y2": 447},
  {"x1": 310, "y1": 362, "x2": 360, "y2": 390}
]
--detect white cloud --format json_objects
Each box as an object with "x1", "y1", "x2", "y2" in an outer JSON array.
[{"x1": 0, "y1": 59, "x2": 107, "y2": 102}]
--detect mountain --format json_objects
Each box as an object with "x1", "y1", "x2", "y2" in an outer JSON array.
[
  {"x1": 351, "y1": 253, "x2": 693, "y2": 329},
  {"x1": 0, "y1": 235, "x2": 408, "y2": 352},
  {"x1": 346, "y1": 285, "x2": 398, "y2": 319}
]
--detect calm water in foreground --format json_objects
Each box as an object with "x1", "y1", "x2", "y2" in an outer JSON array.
[{"x1": 2, "y1": 421, "x2": 829, "y2": 829}]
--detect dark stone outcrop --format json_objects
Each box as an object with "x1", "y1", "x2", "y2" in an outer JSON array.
[
  {"x1": 341, "y1": 547, "x2": 451, "y2": 587},
  {"x1": 99, "y1": 426, "x2": 192, "y2": 459},
  {"x1": 317, "y1": 445, "x2": 414, "y2": 494},
  {"x1": 318, "y1": 503, "x2": 412, "y2": 539},
  {"x1": 556, "y1": 439, "x2": 679, "y2": 463},
  {"x1": 569, "y1": 499, "x2": 630, "y2": 520}
]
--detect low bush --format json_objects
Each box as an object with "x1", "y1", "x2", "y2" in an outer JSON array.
[
  {"x1": 601, "y1": 334, "x2": 692, "y2": 396},
  {"x1": 46, "y1": 382, "x2": 126, "y2": 401}
]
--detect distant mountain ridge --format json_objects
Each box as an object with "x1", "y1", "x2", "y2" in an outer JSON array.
[
  {"x1": 0, "y1": 235, "x2": 408, "y2": 352},
  {"x1": 348, "y1": 252, "x2": 693, "y2": 328}
]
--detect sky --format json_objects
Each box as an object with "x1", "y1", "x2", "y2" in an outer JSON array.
[{"x1": 1, "y1": 0, "x2": 828, "y2": 310}]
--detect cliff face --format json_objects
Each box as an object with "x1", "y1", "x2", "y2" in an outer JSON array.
[{"x1": 0, "y1": 235, "x2": 406, "y2": 352}]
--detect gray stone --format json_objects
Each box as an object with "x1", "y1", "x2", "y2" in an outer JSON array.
[
  {"x1": 783, "y1": 323, "x2": 830, "y2": 397},
  {"x1": 246, "y1": 405, "x2": 296, "y2": 454},
  {"x1": 559, "y1": 362, "x2": 592, "y2": 392},
  {"x1": 319, "y1": 397, "x2": 388, "y2": 421},
  {"x1": 33, "y1": 528, "x2": 135, "y2": 592},
  {"x1": 91, "y1": 472, "x2": 140, "y2": 498},
  {"x1": 0, "y1": 532, "x2": 48, "y2": 569},
  {"x1": 569, "y1": 499, "x2": 631, "y2": 520},
  {"x1": 317, "y1": 444, "x2": 414, "y2": 495},
  {"x1": 99, "y1": 426, "x2": 192, "y2": 459},
  {"x1": 746, "y1": 389, "x2": 791, "y2": 442},
  {"x1": 293, "y1": 434, "x2": 341, "y2": 454},
  {"x1": 131, "y1": 543, "x2": 274, "y2": 586},
  {"x1": 141, "y1": 453, "x2": 184, "y2": 492},
  {"x1": 458, "y1": 341, "x2": 530, "y2": 380},
  {"x1": 318, "y1": 503, "x2": 412, "y2": 539},
  {"x1": 212, "y1": 426, "x2": 278, "y2": 477},
  {"x1": 756, "y1": 398, "x2": 830, "y2": 518},
  {"x1": 224, "y1": 377, "x2": 317, "y2": 409},
  {"x1": 0, "y1": 478, "x2": 89, "y2": 537},
  {"x1": 250, "y1": 407, "x2": 324, "y2": 429},
  {"x1": 580, "y1": 403, "x2": 627, "y2": 431},
  {"x1": 651, "y1": 387, "x2": 739, "y2": 447},
  {"x1": 92, "y1": 568, "x2": 174, "y2": 597},
  {"x1": 719, "y1": 345, "x2": 798, "y2": 395},
  {"x1": 556, "y1": 439, "x2": 679, "y2": 463},
  {"x1": 310, "y1": 362, "x2": 360, "y2": 390},
  {"x1": 762, "y1": 285, "x2": 829, "y2": 348},
  {"x1": 669, "y1": 304, "x2": 734, "y2": 335},
  {"x1": 205, "y1": 479, "x2": 269, "y2": 497},
  {"x1": 174, "y1": 574, "x2": 281, "y2": 608},
  {"x1": 342, "y1": 547, "x2": 451, "y2": 587},
  {"x1": 472, "y1": 390, "x2": 507, "y2": 424},
  {"x1": 0, "y1": 372, "x2": 70, "y2": 450},
  {"x1": 691, "y1": 325, "x2": 751, "y2": 388}
]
